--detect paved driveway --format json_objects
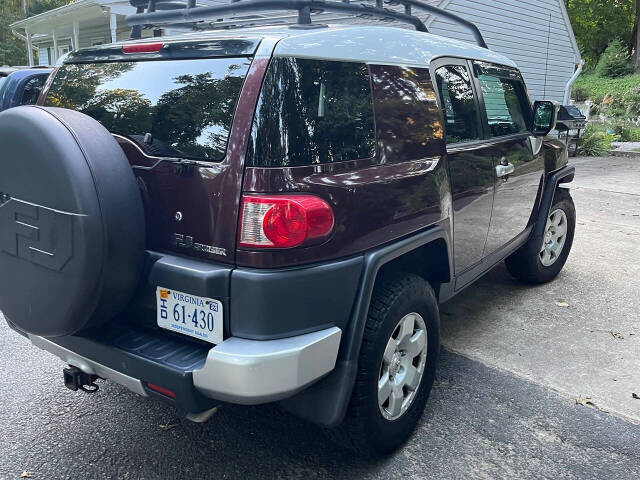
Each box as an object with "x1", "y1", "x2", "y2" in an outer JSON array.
[{"x1": 0, "y1": 156, "x2": 638, "y2": 479}]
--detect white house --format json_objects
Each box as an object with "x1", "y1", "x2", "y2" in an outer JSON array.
[{"x1": 11, "y1": 0, "x2": 582, "y2": 103}]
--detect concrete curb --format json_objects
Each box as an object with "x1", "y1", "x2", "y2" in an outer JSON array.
[{"x1": 611, "y1": 149, "x2": 640, "y2": 158}]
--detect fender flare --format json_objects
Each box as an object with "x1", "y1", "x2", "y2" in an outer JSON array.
[
  {"x1": 281, "y1": 223, "x2": 452, "y2": 427},
  {"x1": 526, "y1": 165, "x2": 575, "y2": 255}
]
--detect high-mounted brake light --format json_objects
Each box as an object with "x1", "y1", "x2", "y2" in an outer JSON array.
[
  {"x1": 239, "y1": 195, "x2": 334, "y2": 249},
  {"x1": 122, "y1": 42, "x2": 164, "y2": 54}
]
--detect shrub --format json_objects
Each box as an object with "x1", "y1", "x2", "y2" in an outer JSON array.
[
  {"x1": 601, "y1": 92, "x2": 628, "y2": 119},
  {"x1": 622, "y1": 85, "x2": 640, "y2": 118},
  {"x1": 579, "y1": 125, "x2": 616, "y2": 156},
  {"x1": 611, "y1": 122, "x2": 640, "y2": 141},
  {"x1": 595, "y1": 40, "x2": 633, "y2": 79},
  {"x1": 572, "y1": 84, "x2": 590, "y2": 102}
]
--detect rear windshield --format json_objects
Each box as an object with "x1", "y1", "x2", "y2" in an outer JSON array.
[
  {"x1": 246, "y1": 58, "x2": 375, "y2": 167},
  {"x1": 45, "y1": 58, "x2": 251, "y2": 161}
]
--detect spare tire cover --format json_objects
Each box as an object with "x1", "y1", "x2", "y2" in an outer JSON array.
[{"x1": 0, "y1": 106, "x2": 145, "y2": 337}]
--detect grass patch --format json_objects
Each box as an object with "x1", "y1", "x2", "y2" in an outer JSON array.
[{"x1": 573, "y1": 73, "x2": 640, "y2": 104}]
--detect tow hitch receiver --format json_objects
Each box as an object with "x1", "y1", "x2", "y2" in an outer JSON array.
[{"x1": 63, "y1": 366, "x2": 100, "y2": 393}]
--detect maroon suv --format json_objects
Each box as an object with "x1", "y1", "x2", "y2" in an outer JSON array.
[{"x1": 0, "y1": 0, "x2": 575, "y2": 455}]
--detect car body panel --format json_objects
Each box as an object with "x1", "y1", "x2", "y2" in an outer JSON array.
[{"x1": 0, "y1": 68, "x2": 52, "y2": 112}]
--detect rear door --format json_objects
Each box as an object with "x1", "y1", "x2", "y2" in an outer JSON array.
[
  {"x1": 432, "y1": 59, "x2": 496, "y2": 276},
  {"x1": 472, "y1": 62, "x2": 544, "y2": 255},
  {"x1": 41, "y1": 42, "x2": 261, "y2": 264}
]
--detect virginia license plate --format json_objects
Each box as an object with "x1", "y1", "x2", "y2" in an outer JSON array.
[{"x1": 156, "y1": 287, "x2": 223, "y2": 344}]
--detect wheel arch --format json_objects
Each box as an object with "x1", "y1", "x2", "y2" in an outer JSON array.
[
  {"x1": 280, "y1": 223, "x2": 452, "y2": 427},
  {"x1": 528, "y1": 165, "x2": 575, "y2": 256}
]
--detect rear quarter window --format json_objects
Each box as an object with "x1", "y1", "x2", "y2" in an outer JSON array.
[
  {"x1": 370, "y1": 64, "x2": 444, "y2": 163},
  {"x1": 246, "y1": 58, "x2": 375, "y2": 167},
  {"x1": 44, "y1": 58, "x2": 251, "y2": 161}
]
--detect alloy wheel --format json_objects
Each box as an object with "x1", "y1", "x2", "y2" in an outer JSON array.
[{"x1": 378, "y1": 312, "x2": 428, "y2": 421}]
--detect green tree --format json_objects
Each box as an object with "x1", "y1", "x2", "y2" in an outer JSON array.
[
  {"x1": 0, "y1": 0, "x2": 26, "y2": 65},
  {"x1": 566, "y1": 0, "x2": 636, "y2": 68},
  {"x1": 0, "y1": 0, "x2": 72, "y2": 66},
  {"x1": 596, "y1": 39, "x2": 634, "y2": 77}
]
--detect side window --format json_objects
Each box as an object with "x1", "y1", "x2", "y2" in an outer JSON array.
[
  {"x1": 434, "y1": 65, "x2": 482, "y2": 144},
  {"x1": 477, "y1": 73, "x2": 530, "y2": 137},
  {"x1": 247, "y1": 58, "x2": 375, "y2": 167},
  {"x1": 370, "y1": 64, "x2": 445, "y2": 163},
  {"x1": 20, "y1": 75, "x2": 48, "y2": 105}
]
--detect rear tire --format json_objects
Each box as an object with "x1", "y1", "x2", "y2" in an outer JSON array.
[
  {"x1": 505, "y1": 188, "x2": 575, "y2": 284},
  {"x1": 328, "y1": 274, "x2": 440, "y2": 456}
]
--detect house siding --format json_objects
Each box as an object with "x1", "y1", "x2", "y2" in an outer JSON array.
[{"x1": 426, "y1": 0, "x2": 579, "y2": 102}]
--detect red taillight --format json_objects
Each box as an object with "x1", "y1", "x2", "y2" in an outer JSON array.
[
  {"x1": 122, "y1": 42, "x2": 164, "y2": 54},
  {"x1": 147, "y1": 382, "x2": 176, "y2": 398},
  {"x1": 239, "y1": 195, "x2": 334, "y2": 249}
]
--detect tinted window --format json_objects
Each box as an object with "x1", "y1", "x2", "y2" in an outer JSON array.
[
  {"x1": 370, "y1": 65, "x2": 445, "y2": 163},
  {"x1": 246, "y1": 58, "x2": 375, "y2": 167},
  {"x1": 435, "y1": 65, "x2": 481, "y2": 144},
  {"x1": 45, "y1": 58, "x2": 251, "y2": 161},
  {"x1": 20, "y1": 75, "x2": 48, "y2": 105},
  {"x1": 478, "y1": 74, "x2": 530, "y2": 137}
]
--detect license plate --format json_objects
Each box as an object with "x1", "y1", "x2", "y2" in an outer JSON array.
[{"x1": 156, "y1": 287, "x2": 223, "y2": 344}]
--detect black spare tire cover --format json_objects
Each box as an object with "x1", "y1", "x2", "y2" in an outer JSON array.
[{"x1": 0, "y1": 106, "x2": 145, "y2": 337}]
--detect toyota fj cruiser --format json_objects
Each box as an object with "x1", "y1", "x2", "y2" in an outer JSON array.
[{"x1": 0, "y1": 0, "x2": 575, "y2": 455}]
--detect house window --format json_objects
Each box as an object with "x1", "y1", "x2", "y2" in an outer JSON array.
[
  {"x1": 58, "y1": 45, "x2": 71, "y2": 57},
  {"x1": 37, "y1": 47, "x2": 50, "y2": 66}
]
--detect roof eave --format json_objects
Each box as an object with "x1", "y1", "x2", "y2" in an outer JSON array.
[{"x1": 10, "y1": 0, "x2": 96, "y2": 30}]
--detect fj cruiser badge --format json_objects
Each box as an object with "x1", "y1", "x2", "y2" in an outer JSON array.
[
  {"x1": 0, "y1": 196, "x2": 74, "y2": 271},
  {"x1": 171, "y1": 233, "x2": 227, "y2": 257}
]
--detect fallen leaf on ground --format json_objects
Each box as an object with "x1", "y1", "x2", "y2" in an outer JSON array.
[
  {"x1": 20, "y1": 472, "x2": 33, "y2": 479},
  {"x1": 159, "y1": 423, "x2": 178, "y2": 431},
  {"x1": 555, "y1": 301, "x2": 569, "y2": 307},
  {"x1": 575, "y1": 396, "x2": 608, "y2": 413},
  {"x1": 611, "y1": 331, "x2": 624, "y2": 340},
  {"x1": 633, "y1": 393, "x2": 640, "y2": 400}
]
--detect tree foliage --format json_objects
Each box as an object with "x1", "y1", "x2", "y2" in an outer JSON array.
[
  {"x1": 0, "y1": 0, "x2": 72, "y2": 66},
  {"x1": 566, "y1": 0, "x2": 636, "y2": 68},
  {"x1": 596, "y1": 39, "x2": 634, "y2": 77}
]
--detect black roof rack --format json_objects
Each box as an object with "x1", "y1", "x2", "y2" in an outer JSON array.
[{"x1": 126, "y1": 0, "x2": 488, "y2": 49}]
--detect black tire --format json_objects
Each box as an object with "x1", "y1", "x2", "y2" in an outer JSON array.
[
  {"x1": 329, "y1": 274, "x2": 440, "y2": 456},
  {"x1": 505, "y1": 188, "x2": 575, "y2": 284}
]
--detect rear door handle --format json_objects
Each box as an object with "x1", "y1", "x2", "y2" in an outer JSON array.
[{"x1": 496, "y1": 162, "x2": 515, "y2": 178}]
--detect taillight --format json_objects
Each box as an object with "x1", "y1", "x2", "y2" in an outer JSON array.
[
  {"x1": 122, "y1": 42, "x2": 164, "y2": 54},
  {"x1": 239, "y1": 195, "x2": 334, "y2": 249}
]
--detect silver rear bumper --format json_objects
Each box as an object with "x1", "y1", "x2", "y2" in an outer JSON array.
[
  {"x1": 193, "y1": 327, "x2": 342, "y2": 404},
  {"x1": 29, "y1": 326, "x2": 342, "y2": 405},
  {"x1": 29, "y1": 335, "x2": 149, "y2": 397}
]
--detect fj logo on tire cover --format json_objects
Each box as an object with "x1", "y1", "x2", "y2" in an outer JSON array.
[{"x1": 0, "y1": 196, "x2": 75, "y2": 271}]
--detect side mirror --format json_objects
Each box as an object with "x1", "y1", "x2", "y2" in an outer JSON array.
[{"x1": 532, "y1": 100, "x2": 558, "y2": 137}]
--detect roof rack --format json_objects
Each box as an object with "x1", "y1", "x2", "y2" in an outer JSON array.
[{"x1": 126, "y1": 0, "x2": 488, "y2": 49}]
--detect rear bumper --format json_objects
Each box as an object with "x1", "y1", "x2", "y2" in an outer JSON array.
[
  {"x1": 25, "y1": 324, "x2": 341, "y2": 410},
  {"x1": 193, "y1": 327, "x2": 341, "y2": 404},
  {"x1": 9, "y1": 251, "x2": 358, "y2": 416}
]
